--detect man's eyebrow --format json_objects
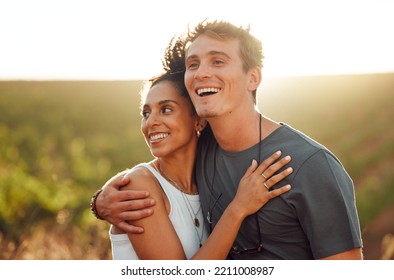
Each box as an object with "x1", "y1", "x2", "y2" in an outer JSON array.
[
  {"x1": 208, "y1": 50, "x2": 231, "y2": 59},
  {"x1": 186, "y1": 50, "x2": 231, "y2": 60}
]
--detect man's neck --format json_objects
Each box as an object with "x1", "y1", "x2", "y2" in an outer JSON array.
[
  {"x1": 208, "y1": 110, "x2": 281, "y2": 152},
  {"x1": 208, "y1": 110, "x2": 263, "y2": 152}
]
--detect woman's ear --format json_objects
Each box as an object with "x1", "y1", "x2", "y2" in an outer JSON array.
[{"x1": 195, "y1": 118, "x2": 207, "y2": 136}]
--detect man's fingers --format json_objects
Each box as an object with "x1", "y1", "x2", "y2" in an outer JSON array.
[
  {"x1": 118, "y1": 197, "x2": 155, "y2": 211},
  {"x1": 121, "y1": 190, "x2": 151, "y2": 200},
  {"x1": 105, "y1": 170, "x2": 130, "y2": 190},
  {"x1": 117, "y1": 221, "x2": 145, "y2": 234},
  {"x1": 122, "y1": 208, "x2": 154, "y2": 221},
  {"x1": 106, "y1": 190, "x2": 151, "y2": 206}
]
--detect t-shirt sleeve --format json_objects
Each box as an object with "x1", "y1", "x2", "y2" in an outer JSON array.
[{"x1": 290, "y1": 149, "x2": 363, "y2": 259}]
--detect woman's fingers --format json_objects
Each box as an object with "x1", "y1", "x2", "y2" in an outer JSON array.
[
  {"x1": 257, "y1": 153, "x2": 291, "y2": 179},
  {"x1": 250, "y1": 151, "x2": 293, "y2": 191},
  {"x1": 244, "y1": 159, "x2": 259, "y2": 177},
  {"x1": 264, "y1": 167, "x2": 293, "y2": 190},
  {"x1": 265, "y1": 184, "x2": 292, "y2": 199},
  {"x1": 256, "y1": 151, "x2": 282, "y2": 174}
]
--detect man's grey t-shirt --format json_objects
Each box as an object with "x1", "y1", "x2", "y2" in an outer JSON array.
[{"x1": 195, "y1": 124, "x2": 362, "y2": 259}]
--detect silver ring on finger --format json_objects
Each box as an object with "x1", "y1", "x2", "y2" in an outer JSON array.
[
  {"x1": 262, "y1": 173, "x2": 267, "y2": 179},
  {"x1": 263, "y1": 182, "x2": 270, "y2": 190}
]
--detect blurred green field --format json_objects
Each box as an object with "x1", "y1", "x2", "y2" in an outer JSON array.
[{"x1": 1, "y1": 73, "x2": 393, "y2": 259}]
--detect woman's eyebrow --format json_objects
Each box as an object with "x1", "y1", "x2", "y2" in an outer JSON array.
[{"x1": 159, "y1": 99, "x2": 179, "y2": 105}]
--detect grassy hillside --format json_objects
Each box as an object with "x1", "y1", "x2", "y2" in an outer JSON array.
[{"x1": 0, "y1": 73, "x2": 393, "y2": 259}]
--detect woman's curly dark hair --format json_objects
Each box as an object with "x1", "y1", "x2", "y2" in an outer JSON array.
[
  {"x1": 140, "y1": 35, "x2": 196, "y2": 114},
  {"x1": 162, "y1": 35, "x2": 186, "y2": 75},
  {"x1": 147, "y1": 35, "x2": 189, "y2": 101}
]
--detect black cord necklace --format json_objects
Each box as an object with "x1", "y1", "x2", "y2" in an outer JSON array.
[{"x1": 207, "y1": 113, "x2": 263, "y2": 235}]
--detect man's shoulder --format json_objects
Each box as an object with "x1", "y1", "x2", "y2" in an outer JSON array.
[
  {"x1": 275, "y1": 124, "x2": 328, "y2": 151},
  {"x1": 271, "y1": 124, "x2": 343, "y2": 168}
]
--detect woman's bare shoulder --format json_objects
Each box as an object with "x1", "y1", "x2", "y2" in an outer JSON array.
[{"x1": 122, "y1": 164, "x2": 160, "y2": 193}]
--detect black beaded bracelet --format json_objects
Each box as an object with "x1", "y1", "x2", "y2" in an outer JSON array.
[{"x1": 90, "y1": 189, "x2": 104, "y2": 220}]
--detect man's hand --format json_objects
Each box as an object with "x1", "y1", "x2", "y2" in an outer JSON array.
[{"x1": 96, "y1": 170, "x2": 155, "y2": 233}]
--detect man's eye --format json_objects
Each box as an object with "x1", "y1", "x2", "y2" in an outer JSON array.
[
  {"x1": 213, "y1": 59, "x2": 224, "y2": 65},
  {"x1": 187, "y1": 62, "x2": 199, "y2": 70},
  {"x1": 142, "y1": 111, "x2": 150, "y2": 118}
]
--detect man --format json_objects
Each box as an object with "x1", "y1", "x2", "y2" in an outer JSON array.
[{"x1": 91, "y1": 20, "x2": 363, "y2": 259}]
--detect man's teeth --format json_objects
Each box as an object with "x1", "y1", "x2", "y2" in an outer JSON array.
[
  {"x1": 197, "y1": 88, "x2": 220, "y2": 96},
  {"x1": 150, "y1": 133, "x2": 168, "y2": 141}
]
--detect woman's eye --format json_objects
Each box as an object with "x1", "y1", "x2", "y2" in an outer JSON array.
[
  {"x1": 162, "y1": 107, "x2": 172, "y2": 113},
  {"x1": 142, "y1": 111, "x2": 150, "y2": 118}
]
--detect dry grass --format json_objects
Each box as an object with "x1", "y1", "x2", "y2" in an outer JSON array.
[
  {"x1": 2, "y1": 225, "x2": 394, "y2": 260},
  {"x1": 1, "y1": 223, "x2": 111, "y2": 260}
]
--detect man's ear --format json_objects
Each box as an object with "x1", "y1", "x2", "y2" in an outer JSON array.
[{"x1": 247, "y1": 67, "x2": 262, "y2": 92}]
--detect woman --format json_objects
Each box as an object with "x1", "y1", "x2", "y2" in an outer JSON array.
[{"x1": 108, "y1": 43, "x2": 293, "y2": 259}]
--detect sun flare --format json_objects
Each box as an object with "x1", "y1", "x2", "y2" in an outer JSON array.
[{"x1": 0, "y1": 0, "x2": 393, "y2": 80}]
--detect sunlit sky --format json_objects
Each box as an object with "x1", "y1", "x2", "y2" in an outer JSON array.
[{"x1": 1, "y1": 0, "x2": 394, "y2": 80}]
